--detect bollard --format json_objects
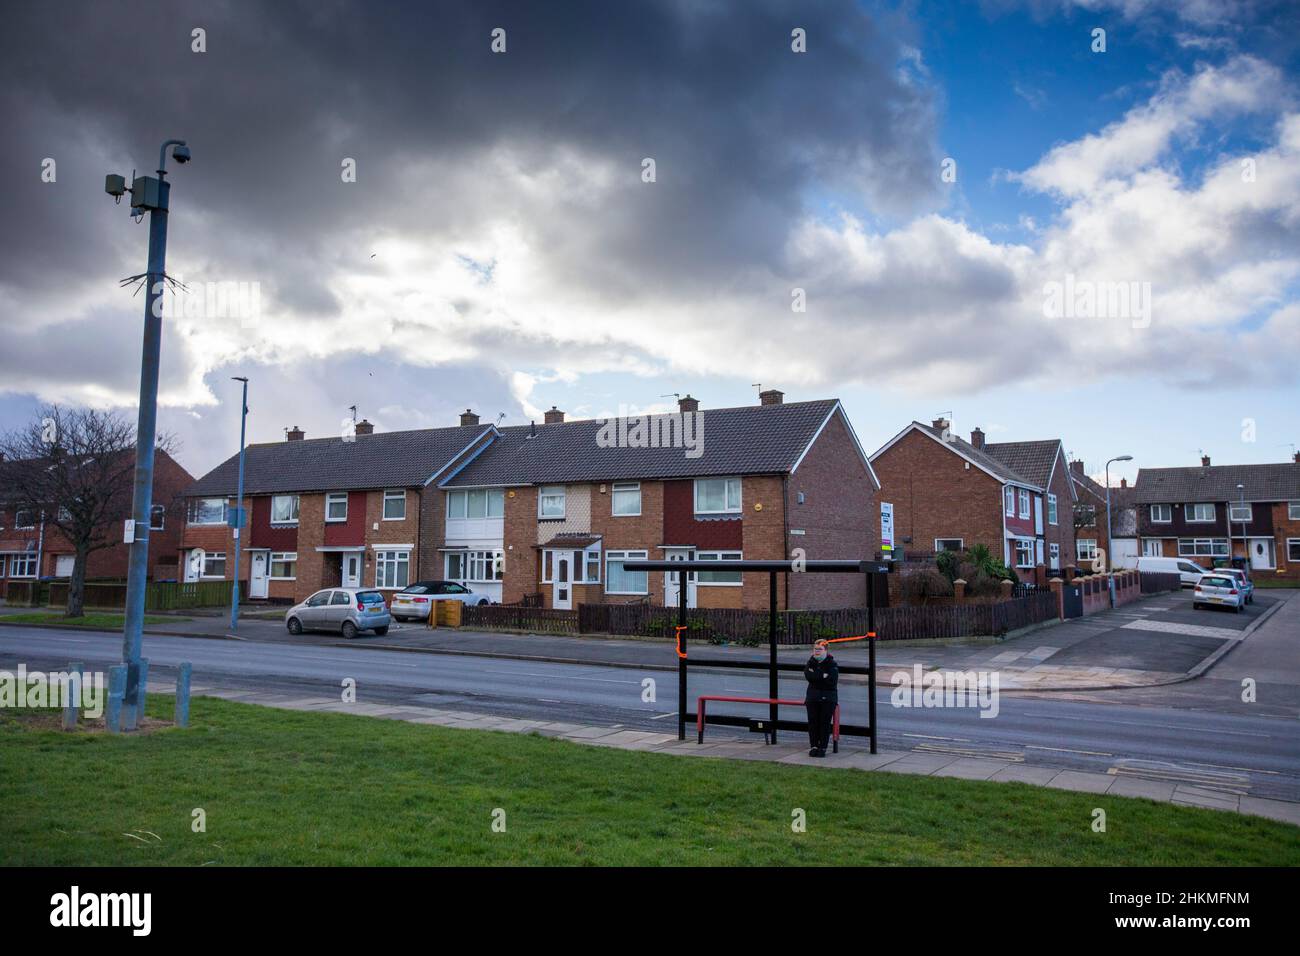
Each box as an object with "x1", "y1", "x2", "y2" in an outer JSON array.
[
  {"x1": 62, "y1": 661, "x2": 84, "y2": 731},
  {"x1": 175, "y1": 662, "x2": 192, "y2": 728},
  {"x1": 105, "y1": 665, "x2": 127, "y2": 734},
  {"x1": 124, "y1": 657, "x2": 151, "y2": 732}
]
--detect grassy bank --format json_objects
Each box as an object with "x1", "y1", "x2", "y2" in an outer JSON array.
[
  {"x1": 1, "y1": 697, "x2": 1295, "y2": 866},
  {"x1": 0, "y1": 611, "x2": 182, "y2": 628}
]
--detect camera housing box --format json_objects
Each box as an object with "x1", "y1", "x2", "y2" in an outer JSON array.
[
  {"x1": 104, "y1": 174, "x2": 126, "y2": 197},
  {"x1": 129, "y1": 175, "x2": 167, "y2": 212}
]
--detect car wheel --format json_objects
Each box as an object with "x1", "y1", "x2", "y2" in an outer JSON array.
[
  {"x1": 374, "y1": 626, "x2": 389, "y2": 636},
  {"x1": 341, "y1": 621, "x2": 358, "y2": 640},
  {"x1": 1192, "y1": 603, "x2": 1201, "y2": 611},
  {"x1": 287, "y1": 617, "x2": 303, "y2": 635}
]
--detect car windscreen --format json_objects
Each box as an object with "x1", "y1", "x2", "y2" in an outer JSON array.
[
  {"x1": 356, "y1": 591, "x2": 386, "y2": 604},
  {"x1": 400, "y1": 585, "x2": 430, "y2": 594},
  {"x1": 1202, "y1": 577, "x2": 1233, "y2": 588}
]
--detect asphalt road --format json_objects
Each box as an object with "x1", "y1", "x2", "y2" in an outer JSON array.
[{"x1": 2, "y1": 623, "x2": 1298, "y2": 802}]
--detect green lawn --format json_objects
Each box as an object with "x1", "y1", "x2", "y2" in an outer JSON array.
[
  {"x1": 1, "y1": 697, "x2": 1295, "y2": 866},
  {"x1": 0, "y1": 611, "x2": 182, "y2": 628}
]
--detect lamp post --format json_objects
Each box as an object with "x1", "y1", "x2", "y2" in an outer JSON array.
[
  {"x1": 105, "y1": 139, "x2": 190, "y2": 730},
  {"x1": 1105, "y1": 454, "x2": 1133, "y2": 608},
  {"x1": 230, "y1": 377, "x2": 249, "y2": 630}
]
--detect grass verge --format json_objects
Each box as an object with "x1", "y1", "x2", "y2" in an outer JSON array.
[
  {"x1": 0, "y1": 612, "x2": 183, "y2": 628},
  {"x1": 1, "y1": 696, "x2": 1295, "y2": 866}
]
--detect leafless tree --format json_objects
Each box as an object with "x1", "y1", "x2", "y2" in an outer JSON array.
[{"x1": 0, "y1": 406, "x2": 176, "y2": 618}]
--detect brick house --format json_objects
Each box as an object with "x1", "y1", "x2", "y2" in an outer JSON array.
[
  {"x1": 0, "y1": 449, "x2": 193, "y2": 586},
  {"x1": 179, "y1": 418, "x2": 495, "y2": 604},
  {"x1": 869, "y1": 419, "x2": 1077, "y2": 580},
  {"x1": 1069, "y1": 461, "x2": 1138, "y2": 568},
  {"x1": 431, "y1": 392, "x2": 880, "y2": 611},
  {"x1": 1133, "y1": 453, "x2": 1300, "y2": 582}
]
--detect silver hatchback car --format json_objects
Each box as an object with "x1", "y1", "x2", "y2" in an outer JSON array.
[
  {"x1": 285, "y1": 587, "x2": 392, "y2": 638},
  {"x1": 1192, "y1": 573, "x2": 1246, "y2": 613}
]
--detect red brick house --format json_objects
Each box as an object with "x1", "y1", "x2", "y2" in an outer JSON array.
[
  {"x1": 1069, "y1": 461, "x2": 1138, "y2": 569},
  {"x1": 869, "y1": 419, "x2": 1077, "y2": 580},
  {"x1": 433, "y1": 391, "x2": 880, "y2": 611},
  {"x1": 1133, "y1": 454, "x2": 1300, "y2": 582},
  {"x1": 0, "y1": 449, "x2": 193, "y2": 586}
]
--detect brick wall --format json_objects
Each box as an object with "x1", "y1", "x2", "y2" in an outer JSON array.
[
  {"x1": 502, "y1": 486, "x2": 538, "y2": 604},
  {"x1": 1044, "y1": 458, "x2": 1076, "y2": 572},
  {"x1": 589, "y1": 479, "x2": 666, "y2": 606}
]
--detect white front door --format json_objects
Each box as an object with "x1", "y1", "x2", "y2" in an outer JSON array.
[
  {"x1": 663, "y1": 549, "x2": 697, "y2": 609},
  {"x1": 552, "y1": 552, "x2": 573, "y2": 610},
  {"x1": 342, "y1": 553, "x2": 362, "y2": 588},
  {"x1": 1142, "y1": 539, "x2": 1162, "y2": 557},
  {"x1": 1248, "y1": 538, "x2": 1275, "y2": 571},
  {"x1": 249, "y1": 551, "x2": 269, "y2": 599}
]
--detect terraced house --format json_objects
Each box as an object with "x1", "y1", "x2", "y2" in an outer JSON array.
[
  {"x1": 869, "y1": 419, "x2": 1077, "y2": 579},
  {"x1": 180, "y1": 392, "x2": 881, "y2": 611},
  {"x1": 1133, "y1": 454, "x2": 1300, "y2": 582}
]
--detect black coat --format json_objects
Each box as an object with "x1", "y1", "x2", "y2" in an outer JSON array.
[{"x1": 804, "y1": 653, "x2": 839, "y2": 703}]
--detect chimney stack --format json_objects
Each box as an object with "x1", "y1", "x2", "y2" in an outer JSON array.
[
  {"x1": 1121, "y1": 477, "x2": 1128, "y2": 488},
  {"x1": 544, "y1": 406, "x2": 565, "y2": 424},
  {"x1": 286, "y1": 426, "x2": 304, "y2": 442},
  {"x1": 970, "y1": 427, "x2": 985, "y2": 450},
  {"x1": 678, "y1": 394, "x2": 699, "y2": 413},
  {"x1": 1294, "y1": 451, "x2": 1299, "y2": 464},
  {"x1": 354, "y1": 419, "x2": 374, "y2": 436},
  {"x1": 459, "y1": 409, "x2": 479, "y2": 427},
  {"x1": 758, "y1": 388, "x2": 784, "y2": 406},
  {"x1": 1070, "y1": 459, "x2": 1085, "y2": 476},
  {"x1": 931, "y1": 417, "x2": 949, "y2": 432},
  {"x1": 1201, "y1": 454, "x2": 1211, "y2": 467}
]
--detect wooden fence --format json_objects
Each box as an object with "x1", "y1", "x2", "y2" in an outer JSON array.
[
  {"x1": 11, "y1": 579, "x2": 243, "y2": 612},
  {"x1": 1140, "y1": 572, "x2": 1181, "y2": 593}
]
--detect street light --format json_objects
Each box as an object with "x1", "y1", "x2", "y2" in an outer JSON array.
[
  {"x1": 106, "y1": 139, "x2": 190, "y2": 732},
  {"x1": 230, "y1": 377, "x2": 249, "y2": 630},
  {"x1": 1105, "y1": 454, "x2": 1134, "y2": 608}
]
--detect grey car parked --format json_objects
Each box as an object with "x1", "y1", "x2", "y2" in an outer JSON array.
[{"x1": 285, "y1": 587, "x2": 391, "y2": 638}]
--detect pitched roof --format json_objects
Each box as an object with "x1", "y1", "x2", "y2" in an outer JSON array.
[
  {"x1": 185, "y1": 425, "x2": 491, "y2": 497},
  {"x1": 442, "y1": 400, "x2": 855, "y2": 487},
  {"x1": 888, "y1": 422, "x2": 1042, "y2": 489},
  {"x1": 1133, "y1": 462, "x2": 1300, "y2": 504},
  {"x1": 1070, "y1": 469, "x2": 1135, "y2": 508},
  {"x1": 983, "y1": 439, "x2": 1063, "y2": 491}
]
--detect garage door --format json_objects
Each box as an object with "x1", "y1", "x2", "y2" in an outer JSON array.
[{"x1": 55, "y1": 555, "x2": 75, "y2": 577}]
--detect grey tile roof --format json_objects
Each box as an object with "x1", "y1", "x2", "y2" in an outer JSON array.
[
  {"x1": 443, "y1": 400, "x2": 842, "y2": 486},
  {"x1": 983, "y1": 439, "x2": 1062, "y2": 491},
  {"x1": 185, "y1": 425, "x2": 492, "y2": 497},
  {"x1": 911, "y1": 423, "x2": 1041, "y2": 489},
  {"x1": 1133, "y1": 463, "x2": 1300, "y2": 503}
]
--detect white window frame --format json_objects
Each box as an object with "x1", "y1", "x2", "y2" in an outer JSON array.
[
  {"x1": 583, "y1": 547, "x2": 601, "y2": 584},
  {"x1": 190, "y1": 498, "x2": 228, "y2": 526},
  {"x1": 1047, "y1": 493, "x2": 1058, "y2": 526},
  {"x1": 1049, "y1": 542, "x2": 1060, "y2": 562},
  {"x1": 1288, "y1": 502, "x2": 1300, "y2": 521},
  {"x1": 605, "y1": 549, "x2": 649, "y2": 595},
  {"x1": 325, "y1": 492, "x2": 349, "y2": 523},
  {"x1": 1178, "y1": 538, "x2": 1229, "y2": 557},
  {"x1": 1018, "y1": 489, "x2": 1031, "y2": 519},
  {"x1": 14, "y1": 509, "x2": 36, "y2": 531},
  {"x1": 374, "y1": 549, "x2": 411, "y2": 590},
  {"x1": 271, "y1": 494, "x2": 300, "y2": 525},
  {"x1": 1004, "y1": 487, "x2": 1015, "y2": 517},
  {"x1": 1077, "y1": 539, "x2": 1098, "y2": 561},
  {"x1": 269, "y1": 552, "x2": 297, "y2": 580},
  {"x1": 446, "y1": 490, "x2": 467, "y2": 520},
  {"x1": 201, "y1": 552, "x2": 227, "y2": 579},
  {"x1": 9, "y1": 553, "x2": 37, "y2": 578},
  {"x1": 149, "y1": 504, "x2": 166, "y2": 531},
  {"x1": 696, "y1": 550, "x2": 743, "y2": 586},
  {"x1": 1185, "y1": 503, "x2": 1215, "y2": 523},
  {"x1": 1288, "y1": 539, "x2": 1300, "y2": 563},
  {"x1": 382, "y1": 489, "x2": 407, "y2": 521},
  {"x1": 611, "y1": 481, "x2": 641, "y2": 517},
  {"x1": 694, "y1": 477, "x2": 741, "y2": 515},
  {"x1": 538, "y1": 486, "x2": 566, "y2": 519},
  {"x1": 934, "y1": 538, "x2": 964, "y2": 552},
  {"x1": 1150, "y1": 504, "x2": 1172, "y2": 523},
  {"x1": 1013, "y1": 538, "x2": 1035, "y2": 569},
  {"x1": 1228, "y1": 503, "x2": 1252, "y2": 523}
]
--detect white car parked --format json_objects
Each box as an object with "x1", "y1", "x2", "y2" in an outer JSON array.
[
  {"x1": 1136, "y1": 555, "x2": 1209, "y2": 587},
  {"x1": 1192, "y1": 573, "x2": 1246, "y2": 613},
  {"x1": 390, "y1": 580, "x2": 490, "y2": 622}
]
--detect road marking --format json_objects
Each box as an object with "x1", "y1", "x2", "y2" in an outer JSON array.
[
  {"x1": 1020, "y1": 711, "x2": 1270, "y2": 738},
  {"x1": 1120, "y1": 619, "x2": 1242, "y2": 639},
  {"x1": 650, "y1": 711, "x2": 677, "y2": 720},
  {"x1": 1025, "y1": 745, "x2": 1113, "y2": 757},
  {"x1": 1109, "y1": 759, "x2": 1251, "y2": 794},
  {"x1": 913, "y1": 742, "x2": 1023, "y2": 761},
  {"x1": 901, "y1": 733, "x2": 972, "y2": 742},
  {"x1": 516, "y1": 671, "x2": 638, "y2": 685},
  {"x1": 536, "y1": 698, "x2": 561, "y2": 703}
]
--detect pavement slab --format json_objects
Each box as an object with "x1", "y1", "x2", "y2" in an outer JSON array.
[{"x1": 1045, "y1": 770, "x2": 1115, "y2": 794}]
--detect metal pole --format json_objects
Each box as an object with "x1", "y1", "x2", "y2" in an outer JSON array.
[
  {"x1": 768, "y1": 570, "x2": 778, "y2": 744},
  {"x1": 867, "y1": 571, "x2": 877, "y2": 754},
  {"x1": 677, "y1": 567, "x2": 687, "y2": 741},
  {"x1": 230, "y1": 377, "x2": 248, "y2": 629},
  {"x1": 120, "y1": 160, "x2": 173, "y2": 727},
  {"x1": 1106, "y1": 461, "x2": 1115, "y2": 609}
]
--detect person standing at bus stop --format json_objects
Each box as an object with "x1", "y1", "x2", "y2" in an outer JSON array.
[{"x1": 804, "y1": 639, "x2": 838, "y2": 757}]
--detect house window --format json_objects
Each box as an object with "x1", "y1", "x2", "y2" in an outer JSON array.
[
  {"x1": 446, "y1": 489, "x2": 506, "y2": 519},
  {"x1": 1288, "y1": 539, "x2": 1300, "y2": 562},
  {"x1": 9, "y1": 553, "x2": 37, "y2": 577},
  {"x1": 584, "y1": 548, "x2": 601, "y2": 584},
  {"x1": 1288, "y1": 502, "x2": 1300, "y2": 521},
  {"x1": 1049, "y1": 542, "x2": 1060, "y2": 566},
  {"x1": 934, "y1": 538, "x2": 964, "y2": 552},
  {"x1": 1228, "y1": 503, "x2": 1252, "y2": 523},
  {"x1": 606, "y1": 550, "x2": 649, "y2": 594},
  {"x1": 1151, "y1": 504, "x2": 1171, "y2": 523},
  {"x1": 1047, "y1": 494, "x2": 1058, "y2": 525},
  {"x1": 375, "y1": 550, "x2": 410, "y2": 589},
  {"x1": 149, "y1": 504, "x2": 166, "y2": 530},
  {"x1": 697, "y1": 550, "x2": 743, "y2": 585},
  {"x1": 1074, "y1": 504, "x2": 1097, "y2": 527},
  {"x1": 458, "y1": 550, "x2": 503, "y2": 582},
  {"x1": 612, "y1": 482, "x2": 641, "y2": 516},
  {"x1": 1018, "y1": 490, "x2": 1031, "y2": 519},
  {"x1": 325, "y1": 493, "x2": 349, "y2": 522},
  {"x1": 1077, "y1": 539, "x2": 1097, "y2": 561},
  {"x1": 695, "y1": 477, "x2": 741, "y2": 514},
  {"x1": 271, "y1": 495, "x2": 300, "y2": 524},
  {"x1": 1178, "y1": 538, "x2": 1228, "y2": 557},
  {"x1": 1014, "y1": 538, "x2": 1034, "y2": 568},
  {"x1": 1005, "y1": 487, "x2": 1015, "y2": 517},
  {"x1": 190, "y1": 498, "x2": 227, "y2": 525},
  {"x1": 202, "y1": 552, "x2": 227, "y2": 578},
  {"x1": 383, "y1": 489, "x2": 406, "y2": 521},
  {"x1": 14, "y1": 510, "x2": 36, "y2": 530},
  {"x1": 446, "y1": 552, "x2": 465, "y2": 580},
  {"x1": 270, "y1": 552, "x2": 297, "y2": 579},
  {"x1": 538, "y1": 486, "x2": 566, "y2": 519},
  {"x1": 1185, "y1": 503, "x2": 1215, "y2": 523}
]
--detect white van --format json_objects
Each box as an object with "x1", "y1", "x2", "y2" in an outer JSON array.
[{"x1": 1137, "y1": 555, "x2": 1209, "y2": 587}]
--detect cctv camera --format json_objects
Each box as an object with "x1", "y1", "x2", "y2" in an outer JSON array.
[{"x1": 172, "y1": 144, "x2": 192, "y2": 164}]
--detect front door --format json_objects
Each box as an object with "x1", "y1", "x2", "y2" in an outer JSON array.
[
  {"x1": 249, "y1": 551, "x2": 269, "y2": 599},
  {"x1": 552, "y1": 552, "x2": 572, "y2": 610},
  {"x1": 663, "y1": 549, "x2": 697, "y2": 608},
  {"x1": 1142, "y1": 539, "x2": 1162, "y2": 557},
  {"x1": 1249, "y1": 538, "x2": 1275, "y2": 571},
  {"x1": 342, "y1": 553, "x2": 362, "y2": 588}
]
